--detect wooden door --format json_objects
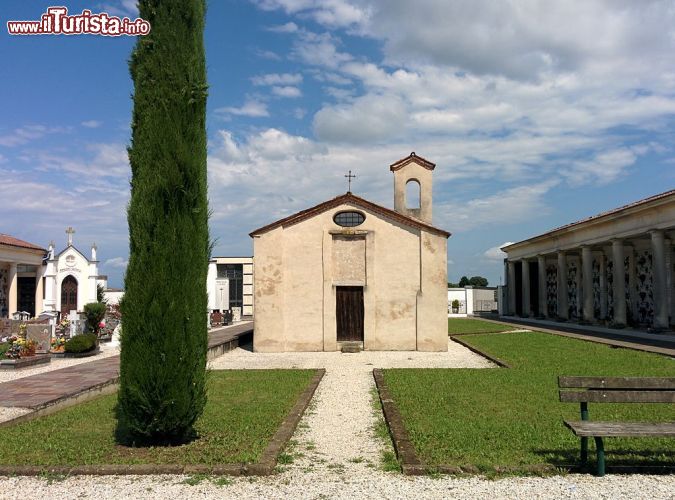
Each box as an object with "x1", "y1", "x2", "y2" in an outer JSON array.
[
  {"x1": 336, "y1": 286, "x2": 364, "y2": 342},
  {"x1": 61, "y1": 275, "x2": 78, "y2": 314}
]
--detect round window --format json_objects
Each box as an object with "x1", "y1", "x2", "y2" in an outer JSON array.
[{"x1": 334, "y1": 211, "x2": 365, "y2": 227}]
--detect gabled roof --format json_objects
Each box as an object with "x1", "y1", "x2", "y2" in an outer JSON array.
[
  {"x1": 0, "y1": 233, "x2": 46, "y2": 252},
  {"x1": 389, "y1": 152, "x2": 436, "y2": 172},
  {"x1": 55, "y1": 244, "x2": 91, "y2": 262},
  {"x1": 502, "y1": 189, "x2": 675, "y2": 250},
  {"x1": 249, "y1": 192, "x2": 451, "y2": 238}
]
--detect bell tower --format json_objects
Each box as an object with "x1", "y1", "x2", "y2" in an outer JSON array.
[{"x1": 390, "y1": 152, "x2": 435, "y2": 224}]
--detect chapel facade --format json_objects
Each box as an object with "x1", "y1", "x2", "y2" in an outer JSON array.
[
  {"x1": 250, "y1": 153, "x2": 450, "y2": 352},
  {"x1": 0, "y1": 228, "x2": 102, "y2": 319}
]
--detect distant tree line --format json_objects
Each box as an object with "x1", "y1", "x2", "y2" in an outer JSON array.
[{"x1": 448, "y1": 276, "x2": 489, "y2": 288}]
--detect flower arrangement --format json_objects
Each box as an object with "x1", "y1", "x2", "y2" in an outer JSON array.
[
  {"x1": 59, "y1": 318, "x2": 71, "y2": 330},
  {"x1": 4, "y1": 336, "x2": 37, "y2": 359},
  {"x1": 51, "y1": 336, "x2": 67, "y2": 353}
]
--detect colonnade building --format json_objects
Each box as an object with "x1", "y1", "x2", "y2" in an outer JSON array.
[{"x1": 501, "y1": 190, "x2": 675, "y2": 331}]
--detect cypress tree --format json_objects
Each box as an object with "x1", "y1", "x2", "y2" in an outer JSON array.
[{"x1": 116, "y1": 0, "x2": 209, "y2": 445}]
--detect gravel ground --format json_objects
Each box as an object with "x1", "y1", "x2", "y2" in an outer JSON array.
[
  {"x1": 0, "y1": 345, "x2": 118, "y2": 383},
  {"x1": 1, "y1": 461, "x2": 673, "y2": 499},
  {"x1": 1, "y1": 341, "x2": 672, "y2": 498},
  {"x1": 0, "y1": 406, "x2": 31, "y2": 423}
]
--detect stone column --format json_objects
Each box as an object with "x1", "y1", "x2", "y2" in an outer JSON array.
[
  {"x1": 521, "y1": 259, "x2": 531, "y2": 317},
  {"x1": 507, "y1": 261, "x2": 516, "y2": 315},
  {"x1": 557, "y1": 251, "x2": 568, "y2": 320},
  {"x1": 35, "y1": 274, "x2": 44, "y2": 316},
  {"x1": 537, "y1": 255, "x2": 547, "y2": 318},
  {"x1": 582, "y1": 246, "x2": 594, "y2": 323},
  {"x1": 7, "y1": 263, "x2": 18, "y2": 317},
  {"x1": 668, "y1": 239, "x2": 675, "y2": 326},
  {"x1": 599, "y1": 252, "x2": 608, "y2": 320},
  {"x1": 626, "y1": 246, "x2": 638, "y2": 321},
  {"x1": 612, "y1": 239, "x2": 626, "y2": 326},
  {"x1": 651, "y1": 230, "x2": 669, "y2": 330}
]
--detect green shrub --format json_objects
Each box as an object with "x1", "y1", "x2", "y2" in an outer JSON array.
[
  {"x1": 64, "y1": 333, "x2": 97, "y2": 354},
  {"x1": 84, "y1": 302, "x2": 107, "y2": 335},
  {"x1": 0, "y1": 343, "x2": 9, "y2": 357}
]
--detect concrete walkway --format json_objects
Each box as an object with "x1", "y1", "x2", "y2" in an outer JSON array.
[{"x1": 485, "y1": 315, "x2": 675, "y2": 357}]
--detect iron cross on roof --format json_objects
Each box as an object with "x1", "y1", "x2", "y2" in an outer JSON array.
[{"x1": 345, "y1": 170, "x2": 356, "y2": 193}]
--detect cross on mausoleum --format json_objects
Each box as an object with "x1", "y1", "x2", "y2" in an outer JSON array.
[
  {"x1": 345, "y1": 170, "x2": 356, "y2": 193},
  {"x1": 66, "y1": 226, "x2": 75, "y2": 246}
]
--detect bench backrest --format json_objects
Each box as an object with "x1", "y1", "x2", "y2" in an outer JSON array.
[{"x1": 559, "y1": 376, "x2": 675, "y2": 403}]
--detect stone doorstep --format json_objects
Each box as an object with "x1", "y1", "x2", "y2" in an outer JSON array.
[
  {"x1": 339, "y1": 341, "x2": 363, "y2": 353},
  {"x1": 0, "y1": 354, "x2": 51, "y2": 370}
]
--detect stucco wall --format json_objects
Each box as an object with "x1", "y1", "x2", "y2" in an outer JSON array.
[{"x1": 253, "y1": 201, "x2": 448, "y2": 352}]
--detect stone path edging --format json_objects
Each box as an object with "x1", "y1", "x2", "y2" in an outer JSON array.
[
  {"x1": 0, "y1": 368, "x2": 325, "y2": 477},
  {"x1": 449, "y1": 336, "x2": 511, "y2": 368},
  {"x1": 372, "y1": 369, "x2": 424, "y2": 475}
]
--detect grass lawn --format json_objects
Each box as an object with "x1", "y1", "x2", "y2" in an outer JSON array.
[
  {"x1": 383, "y1": 332, "x2": 675, "y2": 472},
  {"x1": 0, "y1": 369, "x2": 315, "y2": 466},
  {"x1": 447, "y1": 318, "x2": 515, "y2": 335}
]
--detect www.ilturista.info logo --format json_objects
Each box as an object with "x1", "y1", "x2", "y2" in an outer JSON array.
[{"x1": 7, "y1": 6, "x2": 151, "y2": 36}]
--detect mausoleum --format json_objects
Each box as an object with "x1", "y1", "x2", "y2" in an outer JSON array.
[
  {"x1": 250, "y1": 152, "x2": 450, "y2": 352},
  {"x1": 0, "y1": 228, "x2": 103, "y2": 318},
  {"x1": 501, "y1": 190, "x2": 675, "y2": 330}
]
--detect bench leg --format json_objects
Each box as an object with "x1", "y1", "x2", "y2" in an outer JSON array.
[
  {"x1": 594, "y1": 437, "x2": 605, "y2": 477},
  {"x1": 580, "y1": 437, "x2": 588, "y2": 464}
]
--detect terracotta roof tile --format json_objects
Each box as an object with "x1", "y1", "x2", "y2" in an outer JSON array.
[
  {"x1": 0, "y1": 234, "x2": 46, "y2": 252},
  {"x1": 249, "y1": 192, "x2": 451, "y2": 238}
]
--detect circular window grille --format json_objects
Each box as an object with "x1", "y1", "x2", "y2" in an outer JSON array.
[{"x1": 334, "y1": 211, "x2": 365, "y2": 227}]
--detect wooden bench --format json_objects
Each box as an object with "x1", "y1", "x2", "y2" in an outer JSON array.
[{"x1": 559, "y1": 376, "x2": 675, "y2": 476}]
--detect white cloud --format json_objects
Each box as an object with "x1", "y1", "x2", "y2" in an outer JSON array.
[
  {"x1": 272, "y1": 86, "x2": 302, "y2": 98},
  {"x1": 104, "y1": 257, "x2": 128, "y2": 269},
  {"x1": 292, "y1": 31, "x2": 352, "y2": 69},
  {"x1": 313, "y1": 94, "x2": 407, "y2": 143},
  {"x1": 251, "y1": 73, "x2": 303, "y2": 86},
  {"x1": 28, "y1": 143, "x2": 129, "y2": 179},
  {"x1": 98, "y1": 0, "x2": 139, "y2": 18},
  {"x1": 215, "y1": 99, "x2": 269, "y2": 118},
  {"x1": 437, "y1": 181, "x2": 558, "y2": 232},
  {"x1": 483, "y1": 243, "x2": 514, "y2": 261},
  {"x1": 255, "y1": 1, "x2": 369, "y2": 28},
  {"x1": 254, "y1": 49, "x2": 282, "y2": 61},
  {"x1": 266, "y1": 21, "x2": 299, "y2": 33},
  {"x1": 0, "y1": 125, "x2": 65, "y2": 147},
  {"x1": 81, "y1": 120, "x2": 102, "y2": 128}
]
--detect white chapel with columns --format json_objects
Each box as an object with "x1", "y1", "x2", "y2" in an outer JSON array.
[
  {"x1": 501, "y1": 190, "x2": 675, "y2": 331},
  {"x1": 0, "y1": 227, "x2": 101, "y2": 319}
]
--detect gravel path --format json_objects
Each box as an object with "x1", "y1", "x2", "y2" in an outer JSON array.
[
  {"x1": 1, "y1": 341, "x2": 673, "y2": 498},
  {"x1": 209, "y1": 339, "x2": 494, "y2": 476}
]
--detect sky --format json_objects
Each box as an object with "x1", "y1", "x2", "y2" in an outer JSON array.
[{"x1": 2, "y1": 0, "x2": 675, "y2": 288}]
